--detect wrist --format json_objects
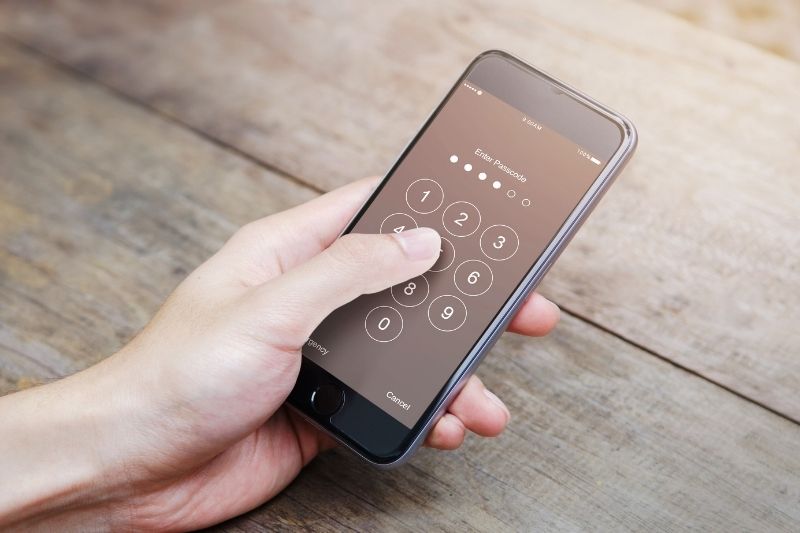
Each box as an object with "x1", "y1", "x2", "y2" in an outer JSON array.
[{"x1": 0, "y1": 357, "x2": 145, "y2": 529}]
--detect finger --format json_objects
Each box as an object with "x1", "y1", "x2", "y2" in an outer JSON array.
[
  {"x1": 446, "y1": 375, "x2": 509, "y2": 437},
  {"x1": 286, "y1": 409, "x2": 338, "y2": 462},
  {"x1": 215, "y1": 177, "x2": 380, "y2": 284},
  {"x1": 506, "y1": 292, "x2": 561, "y2": 337},
  {"x1": 251, "y1": 228, "x2": 440, "y2": 347},
  {"x1": 424, "y1": 413, "x2": 466, "y2": 450}
]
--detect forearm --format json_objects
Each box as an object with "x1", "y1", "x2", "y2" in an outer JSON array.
[{"x1": 0, "y1": 361, "x2": 134, "y2": 529}]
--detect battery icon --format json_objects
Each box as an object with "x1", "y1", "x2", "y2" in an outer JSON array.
[{"x1": 590, "y1": 156, "x2": 601, "y2": 165}]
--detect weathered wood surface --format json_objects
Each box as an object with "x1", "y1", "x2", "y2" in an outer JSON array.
[
  {"x1": 0, "y1": 40, "x2": 316, "y2": 389},
  {"x1": 2, "y1": 0, "x2": 798, "y2": 423},
  {"x1": 638, "y1": 0, "x2": 800, "y2": 62},
  {"x1": 0, "y1": 35, "x2": 799, "y2": 530}
]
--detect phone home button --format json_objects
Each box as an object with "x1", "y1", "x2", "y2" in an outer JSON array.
[{"x1": 311, "y1": 384, "x2": 344, "y2": 417}]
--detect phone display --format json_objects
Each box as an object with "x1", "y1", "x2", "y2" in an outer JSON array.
[{"x1": 290, "y1": 51, "x2": 636, "y2": 465}]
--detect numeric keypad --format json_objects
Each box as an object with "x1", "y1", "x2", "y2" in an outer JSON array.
[{"x1": 364, "y1": 172, "x2": 523, "y2": 340}]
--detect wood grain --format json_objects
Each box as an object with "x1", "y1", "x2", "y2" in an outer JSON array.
[
  {"x1": 0, "y1": 39, "x2": 316, "y2": 386},
  {"x1": 2, "y1": 0, "x2": 798, "y2": 422},
  {"x1": 638, "y1": 0, "x2": 800, "y2": 62},
  {"x1": 0, "y1": 39, "x2": 798, "y2": 531}
]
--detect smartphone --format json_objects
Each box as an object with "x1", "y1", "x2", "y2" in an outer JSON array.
[{"x1": 288, "y1": 50, "x2": 637, "y2": 467}]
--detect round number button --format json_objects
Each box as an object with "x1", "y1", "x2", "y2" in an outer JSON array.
[
  {"x1": 441, "y1": 201, "x2": 481, "y2": 238},
  {"x1": 365, "y1": 305, "x2": 404, "y2": 342},
  {"x1": 429, "y1": 237, "x2": 455, "y2": 273},
  {"x1": 391, "y1": 275, "x2": 429, "y2": 307},
  {"x1": 480, "y1": 224, "x2": 519, "y2": 261},
  {"x1": 427, "y1": 295, "x2": 468, "y2": 332},
  {"x1": 406, "y1": 179, "x2": 444, "y2": 214},
  {"x1": 380, "y1": 213, "x2": 417, "y2": 235},
  {"x1": 453, "y1": 260, "x2": 493, "y2": 296}
]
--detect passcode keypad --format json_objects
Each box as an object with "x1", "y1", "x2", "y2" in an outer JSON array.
[{"x1": 364, "y1": 160, "x2": 520, "y2": 341}]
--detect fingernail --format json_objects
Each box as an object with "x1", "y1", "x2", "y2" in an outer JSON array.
[
  {"x1": 392, "y1": 227, "x2": 441, "y2": 261},
  {"x1": 484, "y1": 388, "x2": 511, "y2": 422}
]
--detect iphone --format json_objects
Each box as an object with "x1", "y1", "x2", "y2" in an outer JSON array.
[{"x1": 288, "y1": 50, "x2": 637, "y2": 467}]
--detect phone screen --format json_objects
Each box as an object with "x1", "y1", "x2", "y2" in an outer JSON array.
[{"x1": 302, "y1": 56, "x2": 623, "y2": 429}]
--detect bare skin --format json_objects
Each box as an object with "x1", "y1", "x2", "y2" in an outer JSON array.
[{"x1": 0, "y1": 177, "x2": 560, "y2": 531}]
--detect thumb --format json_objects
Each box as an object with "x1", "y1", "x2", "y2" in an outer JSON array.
[{"x1": 253, "y1": 227, "x2": 441, "y2": 346}]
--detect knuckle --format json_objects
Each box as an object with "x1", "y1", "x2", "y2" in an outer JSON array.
[
  {"x1": 328, "y1": 233, "x2": 394, "y2": 269},
  {"x1": 231, "y1": 219, "x2": 267, "y2": 246},
  {"x1": 249, "y1": 284, "x2": 310, "y2": 347}
]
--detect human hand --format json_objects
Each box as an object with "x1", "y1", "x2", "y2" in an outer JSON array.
[{"x1": 0, "y1": 177, "x2": 560, "y2": 530}]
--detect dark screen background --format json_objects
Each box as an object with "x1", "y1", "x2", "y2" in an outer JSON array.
[{"x1": 303, "y1": 81, "x2": 605, "y2": 428}]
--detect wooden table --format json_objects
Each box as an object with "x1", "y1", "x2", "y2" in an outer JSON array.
[{"x1": 1, "y1": 1, "x2": 798, "y2": 530}]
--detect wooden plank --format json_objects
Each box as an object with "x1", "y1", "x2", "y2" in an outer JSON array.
[
  {"x1": 2, "y1": 0, "x2": 798, "y2": 421},
  {"x1": 638, "y1": 0, "x2": 800, "y2": 62},
  {"x1": 0, "y1": 40, "x2": 799, "y2": 530},
  {"x1": 0, "y1": 39, "x2": 317, "y2": 385}
]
